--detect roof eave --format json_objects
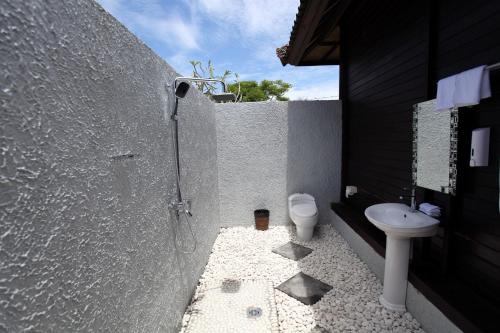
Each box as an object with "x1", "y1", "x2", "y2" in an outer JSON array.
[{"x1": 282, "y1": 0, "x2": 351, "y2": 66}]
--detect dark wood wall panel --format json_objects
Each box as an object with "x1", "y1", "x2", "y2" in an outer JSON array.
[
  {"x1": 343, "y1": 0, "x2": 426, "y2": 211},
  {"x1": 435, "y1": 0, "x2": 500, "y2": 305}
]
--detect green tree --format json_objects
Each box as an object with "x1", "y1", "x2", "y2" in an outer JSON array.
[{"x1": 228, "y1": 80, "x2": 291, "y2": 102}]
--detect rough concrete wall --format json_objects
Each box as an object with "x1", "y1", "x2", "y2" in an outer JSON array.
[
  {"x1": 215, "y1": 102, "x2": 288, "y2": 226},
  {"x1": 215, "y1": 100, "x2": 342, "y2": 227},
  {"x1": 287, "y1": 100, "x2": 342, "y2": 224},
  {"x1": 0, "y1": 1, "x2": 219, "y2": 332}
]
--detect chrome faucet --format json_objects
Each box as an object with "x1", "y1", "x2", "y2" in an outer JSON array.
[{"x1": 399, "y1": 187, "x2": 416, "y2": 212}]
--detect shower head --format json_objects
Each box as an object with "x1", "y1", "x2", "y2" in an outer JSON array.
[
  {"x1": 173, "y1": 77, "x2": 236, "y2": 103},
  {"x1": 211, "y1": 92, "x2": 237, "y2": 103},
  {"x1": 175, "y1": 81, "x2": 190, "y2": 98}
]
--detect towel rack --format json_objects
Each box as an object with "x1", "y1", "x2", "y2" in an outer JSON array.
[{"x1": 487, "y1": 62, "x2": 500, "y2": 71}]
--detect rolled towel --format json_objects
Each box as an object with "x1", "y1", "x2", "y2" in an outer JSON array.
[
  {"x1": 419, "y1": 203, "x2": 441, "y2": 217},
  {"x1": 419, "y1": 203, "x2": 439, "y2": 210}
]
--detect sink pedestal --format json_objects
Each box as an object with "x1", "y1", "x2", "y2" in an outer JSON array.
[{"x1": 380, "y1": 236, "x2": 410, "y2": 312}]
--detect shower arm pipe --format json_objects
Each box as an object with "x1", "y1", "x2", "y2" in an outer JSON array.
[{"x1": 174, "y1": 76, "x2": 228, "y2": 93}]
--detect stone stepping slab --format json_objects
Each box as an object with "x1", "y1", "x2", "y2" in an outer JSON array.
[
  {"x1": 276, "y1": 272, "x2": 333, "y2": 305},
  {"x1": 272, "y1": 241, "x2": 313, "y2": 261}
]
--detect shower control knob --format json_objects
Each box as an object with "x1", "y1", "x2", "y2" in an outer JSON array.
[
  {"x1": 168, "y1": 198, "x2": 193, "y2": 217},
  {"x1": 167, "y1": 199, "x2": 178, "y2": 211},
  {"x1": 184, "y1": 199, "x2": 193, "y2": 217}
]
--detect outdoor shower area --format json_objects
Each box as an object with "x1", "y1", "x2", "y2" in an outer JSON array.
[{"x1": 0, "y1": 1, "x2": 343, "y2": 332}]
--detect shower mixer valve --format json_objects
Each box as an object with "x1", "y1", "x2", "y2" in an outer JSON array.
[{"x1": 168, "y1": 198, "x2": 193, "y2": 217}]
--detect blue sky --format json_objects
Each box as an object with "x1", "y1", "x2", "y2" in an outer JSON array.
[{"x1": 97, "y1": 0, "x2": 339, "y2": 100}]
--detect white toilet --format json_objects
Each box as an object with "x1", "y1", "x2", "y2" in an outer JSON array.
[{"x1": 288, "y1": 193, "x2": 318, "y2": 241}]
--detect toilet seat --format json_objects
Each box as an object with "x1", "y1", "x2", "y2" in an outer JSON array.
[{"x1": 291, "y1": 203, "x2": 317, "y2": 217}]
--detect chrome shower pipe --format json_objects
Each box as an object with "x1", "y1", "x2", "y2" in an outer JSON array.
[
  {"x1": 168, "y1": 80, "x2": 197, "y2": 254},
  {"x1": 174, "y1": 77, "x2": 228, "y2": 93}
]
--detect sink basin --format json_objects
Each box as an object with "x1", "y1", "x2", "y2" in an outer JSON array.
[
  {"x1": 365, "y1": 203, "x2": 439, "y2": 238},
  {"x1": 364, "y1": 203, "x2": 440, "y2": 312}
]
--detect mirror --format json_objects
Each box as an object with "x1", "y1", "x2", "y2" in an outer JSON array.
[{"x1": 412, "y1": 99, "x2": 458, "y2": 195}]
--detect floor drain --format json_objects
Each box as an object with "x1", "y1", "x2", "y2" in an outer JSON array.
[{"x1": 246, "y1": 306, "x2": 262, "y2": 318}]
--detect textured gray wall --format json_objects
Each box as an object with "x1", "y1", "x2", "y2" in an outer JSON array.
[
  {"x1": 0, "y1": 1, "x2": 219, "y2": 332},
  {"x1": 287, "y1": 100, "x2": 342, "y2": 224},
  {"x1": 215, "y1": 100, "x2": 342, "y2": 227},
  {"x1": 215, "y1": 102, "x2": 288, "y2": 226}
]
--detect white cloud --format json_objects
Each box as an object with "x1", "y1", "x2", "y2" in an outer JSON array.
[
  {"x1": 286, "y1": 80, "x2": 339, "y2": 101},
  {"x1": 134, "y1": 15, "x2": 200, "y2": 50},
  {"x1": 193, "y1": 0, "x2": 299, "y2": 41},
  {"x1": 97, "y1": 0, "x2": 200, "y2": 50}
]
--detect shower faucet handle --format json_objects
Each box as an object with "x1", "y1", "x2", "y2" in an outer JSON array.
[
  {"x1": 184, "y1": 199, "x2": 193, "y2": 216},
  {"x1": 168, "y1": 198, "x2": 193, "y2": 217}
]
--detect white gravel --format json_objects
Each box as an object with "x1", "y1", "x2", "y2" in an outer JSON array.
[
  {"x1": 181, "y1": 280, "x2": 279, "y2": 333},
  {"x1": 181, "y1": 225, "x2": 425, "y2": 333}
]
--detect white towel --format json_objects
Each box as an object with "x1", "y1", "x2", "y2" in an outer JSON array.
[
  {"x1": 454, "y1": 65, "x2": 491, "y2": 107},
  {"x1": 419, "y1": 203, "x2": 441, "y2": 217},
  {"x1": 436, "y1": 65, "x2": 491, "y2": 111},
  {"x1": 419, "y1": 203, "x2": 440, "y2": 211},
  {"x1": 436, "y1": 76, "x2": 456, "y2": 111}
]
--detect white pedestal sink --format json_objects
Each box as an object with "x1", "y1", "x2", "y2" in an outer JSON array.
[{"x1": 365, "y1": 203, "x2": 439, "y2": 312}]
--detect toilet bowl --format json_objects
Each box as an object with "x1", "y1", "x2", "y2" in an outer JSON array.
[{"x1": 288, "y1": 193, "x2": 318, "y2": 241}]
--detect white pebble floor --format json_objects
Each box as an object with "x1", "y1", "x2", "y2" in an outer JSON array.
[
  {"x1": 182, "y1": 280, "x2": 279, "y2": 333},
  {"x1": 181, "y1": 225, "x2": 425, "y2": 333}
]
